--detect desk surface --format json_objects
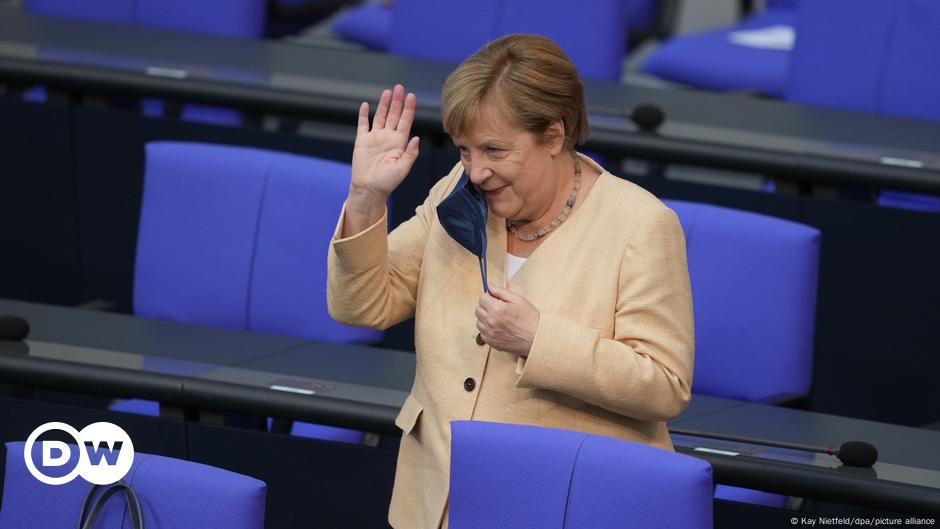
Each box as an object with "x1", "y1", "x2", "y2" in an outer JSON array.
[
  {"x1": 2, "y1": 298, "x2": 940, "y2": 514},
  {"x1": 2, "y1": 7, "x2": 940, "y2": 194}
]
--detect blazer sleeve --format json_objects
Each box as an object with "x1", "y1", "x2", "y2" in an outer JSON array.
[
  {"x1": 516, "y1": 206, "x2": 695, "y2": 422},
  {"x1": 327, "y1": 172, "x2": 457, "y2": 330}
]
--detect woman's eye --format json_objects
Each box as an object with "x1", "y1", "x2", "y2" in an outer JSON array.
[{"x1": 486, "y1": 147, "x2": 504, "y2": 155}]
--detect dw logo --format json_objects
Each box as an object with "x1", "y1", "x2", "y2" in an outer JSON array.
[{"x1": 23, "y1": 422, "x2": 135, "y2": 485}]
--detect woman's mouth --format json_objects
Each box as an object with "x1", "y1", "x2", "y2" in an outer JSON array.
[{"x1": 482, "y1": 185, "x2": 507, "y2": 197}]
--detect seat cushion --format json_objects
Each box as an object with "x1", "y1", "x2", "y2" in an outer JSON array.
[
  {"x1": 642, "y1": 9, "x2": 794, "y2": 96},
  {"x1": 332, "y1": 3, "x2": 393, "y2": 51}
]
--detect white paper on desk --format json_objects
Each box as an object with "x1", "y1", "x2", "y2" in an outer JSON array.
[{"x1": 727, "y1": 25, "x2": 795, "y2": 50}]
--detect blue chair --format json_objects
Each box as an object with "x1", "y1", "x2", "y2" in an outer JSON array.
[
  {"x1": 136, "y1": 0, "x2": 265, "y2": 37},
  {"x1": 120, "y1": 142, "x2": 382, "y2": 442},
  {"x1": 0, "y1": 441, "x2": 265, "y2": 529},
  {"x1": 23, "y1": 0, "x2": 135, "y2": 23},
  {"x1": 137, "y1": 0, "x2": 266, "y2": 126},
  {"x1": 332, "y1": 3, "x2": 394, "y2": 51},
  {"x1": 665, "y1": 200, "x2": 820, "y2": 403},
  {"x1": 665, "y1": 199, "x2": 820, "y2": 507},
  {"x1": 24, "y1": 0, "x2": 265, "y2": 126},
  {"x1": 786, "y1": 0, "x2": 940, "y2": 212},
  {"x1": 449, "y1": 421, "x2": 713, "y2": 529},
  {"x1": 641, "y1": 1, "x2": 795, "y2": 96},
  {"x1": 388, "y1": 0, "x2": 626, "y2": 80}
]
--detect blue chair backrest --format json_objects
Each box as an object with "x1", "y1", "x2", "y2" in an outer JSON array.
[
  {"x1": 449, "y1": 421, "x2": 713, "y2": 529},
  {"x1": 787, "y1": 0, "x2": 940, "y2": 122},
  {"x1": 664, "y1": 200, "x2": 820, "y2": 402},
  {"x1": 24, "y1": 0, "x2": 135, "y2": 23},
  {"x1": 134, "y1": 142, "x2": 382, "y2": 343},
  {"x1": 136, "y1": 0, "x2": 265, "y2": 38},
  {"x1": 389, "y1": 0, "x2": 626, "y2": 80},
  {"x1": 26, "y1": 0, "x2": 265, "y2": 37},
  {"x1": 0, "y1": 441, "x2": 265, "y2": 529}
]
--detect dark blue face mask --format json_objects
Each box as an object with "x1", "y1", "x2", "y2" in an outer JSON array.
[{"x1": 436, "y1": 171, "x2": 489, "y2": 292}]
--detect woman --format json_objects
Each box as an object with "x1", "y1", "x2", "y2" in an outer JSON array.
[{"x1": 328, "y1": 34, "x2": 694, "y2": 529}]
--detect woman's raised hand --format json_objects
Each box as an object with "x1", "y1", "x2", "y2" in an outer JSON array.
[{"x1": 351, "y1": 84, "x2": 420, "y2": 198}]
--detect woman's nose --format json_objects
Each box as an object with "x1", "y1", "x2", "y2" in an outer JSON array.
[{"x1": 466, "y1": 163, "x2": 491, "y2": 185}]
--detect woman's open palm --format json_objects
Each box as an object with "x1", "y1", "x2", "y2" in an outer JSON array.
[{"x1": 352, "y1": 84, "x2": 420, "y2": 197}]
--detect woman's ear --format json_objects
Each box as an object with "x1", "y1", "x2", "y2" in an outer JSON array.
[{"x1": 546, "y1": 120, "x2": 566, "y2": 156}]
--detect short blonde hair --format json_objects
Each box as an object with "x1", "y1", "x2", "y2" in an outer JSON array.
[{"x1": 441, "y1": 34, "x2": 589, "y2": 150}]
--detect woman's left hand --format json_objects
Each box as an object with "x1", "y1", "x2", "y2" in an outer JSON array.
[{"x1": 475, "y1": 285, "x2": 540, "y2": 357}]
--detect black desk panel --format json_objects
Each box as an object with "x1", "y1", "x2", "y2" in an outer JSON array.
[
  {"x1": 3, "y1": 7, "x2": 940, "y2": 193},
  {"x1": 672, "y1": 403, "x2": 940, "y2": 515},
  {"x1": 2, "y1": 301, "x2": 940, "y2": 515},
  {"x1": 0, "y1": 299, "x2": 306, "y2": 365},
  {"x1": 0, "y1": 98, "x2": 81, "y2": 305}
]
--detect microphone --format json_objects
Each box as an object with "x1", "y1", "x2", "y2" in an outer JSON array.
[
  {"x1": 671, "y1": 427, "x2": 879, "y2": 468},
  {"x1": 0, "y1": 315, "x2": 30, "y2": 341},
  {"x1": 629, "y1": 103, "x2": 665, "y2": 133}
]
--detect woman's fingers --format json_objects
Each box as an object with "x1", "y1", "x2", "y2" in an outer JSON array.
[
  {"x1": 399, "y1": 136, "x2": 420, "y2": 172},
  {"x1": 372, "y1": 88, "x2": 392, "y2": 129},
  {"x1": 396, "y1": 92, "x2": 417, "y2": 134},
  {"x1": 385, "y1": 84, "x2": 405, "y2": 131},
  {"x1": 356, "y1": 101, "x2": 370, "y2": 136}
]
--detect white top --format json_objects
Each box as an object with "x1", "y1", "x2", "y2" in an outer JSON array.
[{"x1": 507, "y1": 253, "x2": 527, "y2": 281}]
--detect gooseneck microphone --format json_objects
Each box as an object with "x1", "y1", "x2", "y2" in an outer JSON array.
[
  {"x1": 0, "y1": 315, "x2": 30, "y2": 341},
  {"x1": 670, "y1": 427, "x2": 879, "y2": 468}
]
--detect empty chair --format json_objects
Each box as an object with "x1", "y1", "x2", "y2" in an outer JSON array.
[
  {"x1": 665, "y1": 199, "x2": 820, "y2": 507},
  {"x1": 0, "y1": 441, "x2": 265, "y2": 529},
  {"x1": 135, "y1": 142, "x2": 380, "y2": 344},
  {"x1": 24, "y1": 0, "x2": 265, "y2": 126},
  {"x1": 665, "y1": 200, "x2": 819, "y2": 403},
  {"x1": 388, "y1": 0, "x2": 626, "y2": 80},
  {"x1": 137, "y1": 0, "x2": 265, "y2": 37},
  {"x1": 449, "y1": 421, "x2": 713, "y2": 529},
  {"x1": 121, "y1": 142, "x2": 382, "y2": 442},
  {"x1": 332, "y1": 2, "x2": 394, "y2": 51},
  {"x1": 786, "y1": 0, "x2": 940, "y2": 211},
  {"x1": 24, "y1": 0, "x2": 135, "y2": 23},
  {"x1": 641, "y1": 0, "x2": 795, "y2": 96}
]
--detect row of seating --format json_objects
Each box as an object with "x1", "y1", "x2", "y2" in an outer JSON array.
[
  {"x1": 0, "y1": 420, "x2": 714, "y2": 528},
  {"x1": 642, "y1": 0, "x2": 940, "y2": 212},
  {"x1": 332, "y1": 0, "x2": 940, "y2": 212},
  {"x1": 117, "y1": 141, "x2": 819, "y2": 508}
]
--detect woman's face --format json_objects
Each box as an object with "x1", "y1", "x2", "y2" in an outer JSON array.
[{"x1": 452, "y1": 107, "x2": 564, "y2": 222}]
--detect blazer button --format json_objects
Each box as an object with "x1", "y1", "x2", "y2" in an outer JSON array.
[
  {"x1": 464, "y1": 377, "x2": 476, "y2": 392},
  {"x1": 475, "y1": 333, "x2": 485, "y2": 346}
]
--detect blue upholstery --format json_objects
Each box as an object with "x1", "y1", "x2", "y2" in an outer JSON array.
[
  {"x1": 136, "y1": 0, "x2": 265, "y2": 38},
  {"x1": 787, "y1": 0, "x2": 940, "y2": 120},
  {"x1": 135, "y1": 141, "x2": 381, "y2": 343},
  {"x1": 24, "y1": 0, "x2": 263, "y2": 126},
  {"x1": 0, "y1": 441, "x2": 265, "y2": 529},
  {"x1": 131, "y1": 142, "x2": 378, "y2": 442},
  {"x1": 24, "y1": 0, "x2": 135, "y2": 23},
  {"x1": 665, "y1": 200, "x2": 819, "y2": 508},
  {"x1": 876, "y1": 191, "x2": 940, "y2": 213},
  {"x1": 786, "y1": 0, "x2": 940, "y2": 212},
  {"x1": 332, "y1": 3, "x2": 393, "y2": 51},
  {"x1": 642, "y1": 8, "x2": 794, "y2": 96},
  {"x1": 664, "y1": 200, "x2": 820, "y2": 402},
  {"x1": 449, "y1": 421, "x2": 713, "y2": 529},
  {"x1": 388, "y1": 0, "x2": 626, "y2": 80}
]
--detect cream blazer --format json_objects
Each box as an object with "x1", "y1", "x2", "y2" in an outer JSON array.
[{"x1": 328, "y1": 154, "x2": 694, "y2": 529}]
